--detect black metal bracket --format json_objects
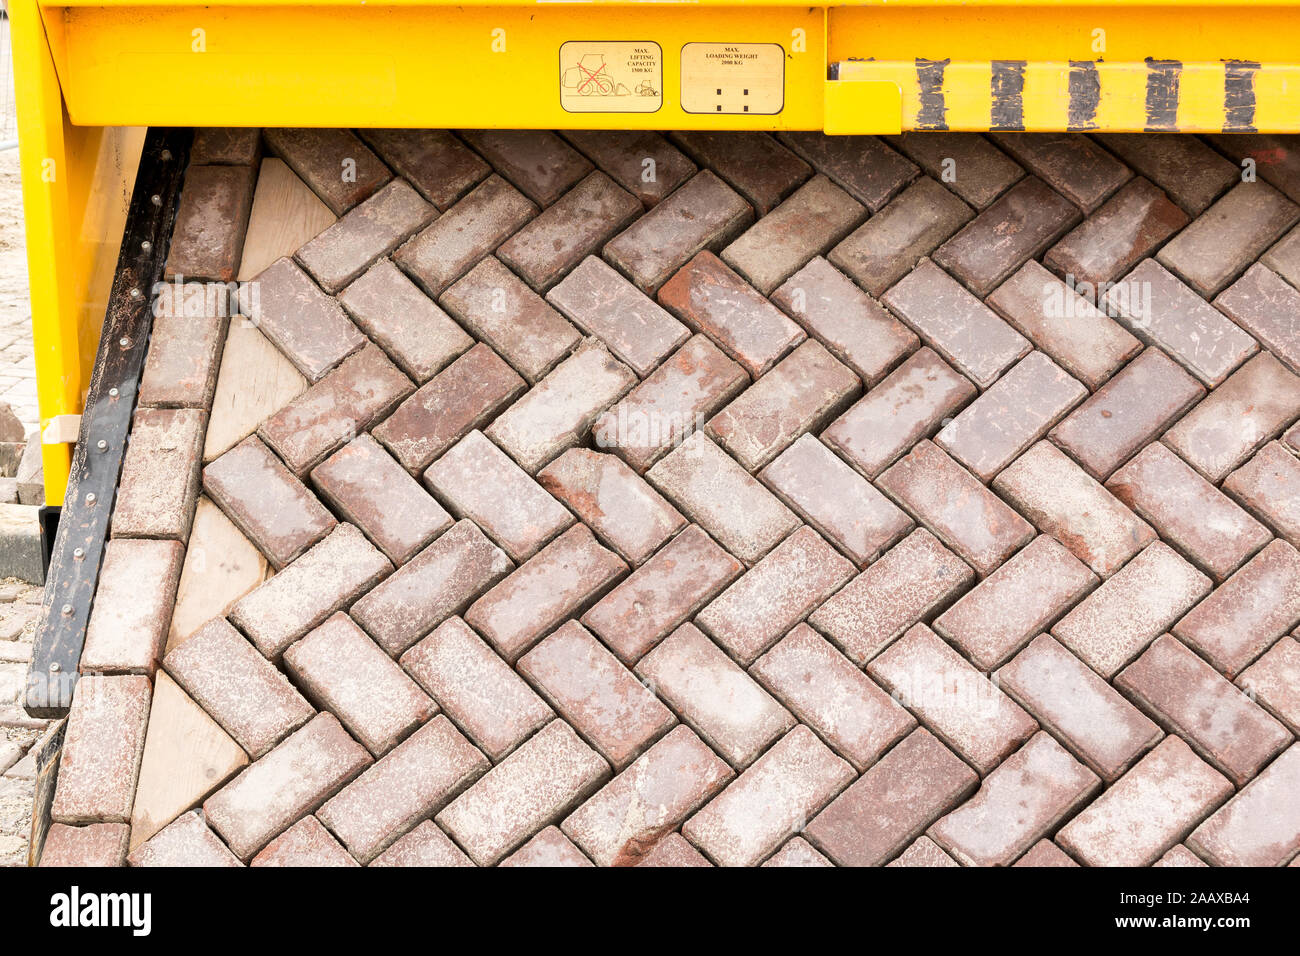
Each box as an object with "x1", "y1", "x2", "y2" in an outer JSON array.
[{"x1": 24, "y1": 127, "x2": 191, "y2": 719}]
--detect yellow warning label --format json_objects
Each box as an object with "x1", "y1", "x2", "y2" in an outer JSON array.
[
  {"x1": 680, "y1": 42, "x2": 785, "y2": 115},
  {"x1": 560, "y1": 41, "x2": 663, "y2": 113}
]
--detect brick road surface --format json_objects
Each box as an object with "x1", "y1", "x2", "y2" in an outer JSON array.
[{"x1": 39, "y1": 128, "x2": 1300, "y2": 866}]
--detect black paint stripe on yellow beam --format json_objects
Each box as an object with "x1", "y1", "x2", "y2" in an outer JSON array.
[
  {"x1": 1224, "y1": 60, "x2": 1260, "y2": 132},
  {"x1": 991, "y1": 60, "x2": 1027, "y2": 131},
  {"x1": 916, "y1": 58, "x2": 950, "y2": 130},
  {"x1": 1068, "y1": 61, "x2": 1100, "y2": 131},
  {"x1": 1144, "y1": 58, "x2": 1182, "y2": 131}
]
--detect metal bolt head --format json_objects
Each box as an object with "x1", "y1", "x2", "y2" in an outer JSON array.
[
  {"x1": 72, "y1": 547, "x2": 85, "y2": 559},
  {"x1": 130, "y1": 287, "x2": 142, "y2": 299},
  {"x1": 108, "y1": 387, "x2": 120, "y2": 398},
  {"x1": 141, "y1": 240, "x2": 152, "y2": 253},
  {"x1": 161, "y1": 149, "x2": 173, "y2": 162},
  {"x1": 50, "y1": 662, "x2": 61, "y2": 672},
  {"x1": 119, "y1": 336, "x2": 131, "y2": 348},
  {"x1": 60, "y1": 604, "x2": 73, "y2": 616},
  {"x1": 85, "y1": 492, "x2": 97, "y2": 505},
  {"x1": 151, "y1": 194, "x2": 162, "y2": 206},
  {"x1": 96, "y1": 439, "x2": 108, "y2": 452}
]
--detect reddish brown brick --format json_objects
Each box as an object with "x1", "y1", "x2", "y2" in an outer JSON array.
[
  {"x1": 636, "y1": 623, "x2": 793, "y2": 768},
  {"x1": 424, "y1": 430, "x2": 573, "y2": 562},
  {"x1": 760, "y1": 434, "x2": 914, "y2": 566},
  {"x1": 645, "y1": 431, "x2": 799, "y2": 566},
  {"x1": 312, "y1": 434, "x2": 452, "y2": 565},
  {"x1": 1173, "y1": 538, "x2": 1300, "y2": 676},
  {"x1": 1238, "y1": 636, "x2": 1300, "y2": 734},
  {"x1": 316, "y1": 715, "x2": 489, "y2": 863},
  {"x1": 538, "y1": 449, "x2": 684, "y2": 565},
  {"x1": 935, "y1": 535, "x2": 1097, "y2": 670},
  {"x1": 1189, "y1": 744, "x2": 1300, "y2": 867},
  {"x1": 202, "y1": 435, "x2": 335, "y2": 569},
  {"x1": 465, "y1": 524, "x2": 627, "y2": 662},
  {"x1": 498, "y1": 171, "x2": 641, "y2": 291},
  {"x1": 936, "y1": 351, "x2": 1085, "y2": 482},
  {"x1": 258, "y1": 343, "x2": 413, "y2": 475},
  {"x1": 81, "y1": 539, "x2": 184, "y2": 675},
  {"x1": 658, "y1": 252, "x2": 805, "y2": 378},
  {"x1": 779, "y1": 133, "x2": 916, "y2": 212},
  {"x1": 884, "y1": 132, "x2": 1024, "y2": 210},
  {"x1": 1057, "y1": 736, "x2": 1232, "y2": 867},
  {"x1": 1157, "y1": 181, "x2": 1300, "y2": 297},
  {"x1": 561, "y1": 130, "x2": 697, "y2": 207},
  {"x1": 352, "y1": 519, "x2": 513, "y2": 656},
  {"x1": 1052, "y1": 541, "x2": 1211, "y2": 678},
  {"x1": 229, "y1": 523, "x2": 393, "y2": 659},
  {"x1": 882, "y1": 258, "x2": 1030, "y2": 387},
  {"x1": 439, "y1": 256, "x2": 581, "y2": 384},
  {"x1": 250, "y1": 816, "x2": 358, "y2": 867},
  {"x1": 51, "y1": 676, "x2": 151, "y2": 824},
  {"x1": 338, "y1": 258, "x2": 474, "y2": 384},
  {"x1": 140, "y1": 291, "x2": 228, "y2": 408},
  {"x1": 822, "y1": 347, "x2": 975, "y2": 479},
  {"x1": 930, "y1": 733, "x2": 1099, "y2": 866},
  {"x1": 989, "y1": 133, "x2": 1131, "y2": 213},
  {"x1": 127, "y1": 810, "x2": 242, "y2": 867},
  {"x1": 1206, "y1": 134, "x2": 1300, "y2": 204},
  {"x1": 113, "y1": 406, "x2": 206, "y2": 542},
  {"x1": 1215, "y1": 263, "x2": 1300, "y2": 375},
  {"x1": 1014, "y1": 840, "x2": 1078, "y2": 867},
  {"x1": 933, "y1": 177, "x2": 1081, "y2": 297},
  {"x1": 890, "y1": 836, "x2": 958, "y2": 868},
  {"x1": 163, "y1": 617, "x2": 313, "y2": 758},
  {"x1": 519, "y1": 621, "x2": 674, "y2": 770},
  {"x1": 770, "y1": 256, "x2": 918, "y2": 385},
  {"x1": 203, "y1": 713, "x2": 372, "y2": 860},
  {"x1": 593, "y1": 335, "x2": 748, "y2": 473},
  {"x1": 486, "y1": 340, "x2": 636, "y2": 473},
  {"x1": 264, "y1": 127, "x2": 391, "y2": 214},
  {"x1": 246, "y1": 257, "x2": 366, "y2": 382},
  {"x1": 39, "y1": 823, "x2": 130, "y2": 867},
  {"x1": 987, "y1": 260, "x2": 1142, "y2": 390},
  {"x1": 460, "y1": 130, "x2": 592, "y2": 206},
  {"x1": 829, "y1": 177, "x2": 972, "y2": 296},
  {"x1": 868, "y1": 624, "x2": 1038, "y2": 774},
  {"x1": 805, "y1": 728, "x2": 978, "y2": 867},
  {"x1": 190, "y1": 128, "x2": 261, "y2": 166},
  {"x1": 373, "y1": 342, "x2": 525, "y2": 474},
  {"x1": 358, "y1": 129, "x2": 489, "y2": 209},
  {"x1": 369, "y1": 820, "x2": 473, "y2": 867},
  {"x1": 1107, "y1": 442, "x2": 1270, "y2": 581},
  {"x1": 501, "y1": 827, "x2": 593, "y2": 867},
  {"x1": 1164, "y1": 352, "x2": 1300, "y2": 483},
  {"x1": 673, "y1": 131, "x2": 810, "y2": 214},
  {"x1": 1118, "y1": 635, "x2": 1291, "y2": 786},
  {"x1": 683, "y1": 725, "x2": 853, "y2": 867},
  {"x1": 808, "y1": 528, "x2": 974, "y2": 665},
  {"x1": 707, "y1": 340, "x2": 859, "y2": 472},
  {"x1": 696, "y1": 526, "x2": 854, "y2": 665},
  {"x1": 1102, "y1": 260, "x2": 1258, "y2": 386},
  {"x1": 435, "y1": 719, "x2": 610, "y2": 865},
  {"x1": 636, "y1": 832, "x2": 712, "y2": 867},
  {"x1": 997, "y1": 634, "x2": 1162, "y2": 782},
  {"x1": 763, "y1": 836, "x2": 835, "y2": 868},
  {"x1": 284, "y1": 613, "x2": 436, "y2": 756},
  {"x1": 722, "y1": 174, "x2": 867, "y2": 295},
  {"x1": 394, "y1": 174, "x2": 538, "y2": 297},
  {"x1": 1050, "y1": 346, "x2": 1204, "y2": 480},
  {"x1": 878, "y1": 440, "x2": 1034, "y2": 576},
  {"x1": 400, "y1": 616, "x2": 553, "y2": 761},
  {"x1": 753, "y1": 623, "x2": 915, "y2": 771},
  {"x1": 1094, "y1": 133, "x2": 1237, "y2": 216},
  {"x1": 581, "y1": 524, "x2": 742, "y2": 664},
  {"x1": 1153, "y1": 844, "x2": 1207, "y2": 867},
  {"x1": 1045, "y1": 178, "x2": 1189, "y2": 290},
  {"x1": 546, "y1": 256, "x2": 689, "y2": 377},
  {"x1": 296, "y1": 179, "x2": 437, "y2": 293},
  {"x1": 1263, "y1": 224, "x2": 1300, "y2": 287},
  {"x1": 164, "y1": 164, "x2": 256, "y2": 282},
  {"x1": 1225, "y1": 441, "x2": 1300, "y2": 546},
  {"x1": 604, "y1": 170, "x2": 753, "y2": 293}
]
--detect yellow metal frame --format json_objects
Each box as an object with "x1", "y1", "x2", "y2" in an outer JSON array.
[{"x1": 12, "y1": 0, "x2": 1300, "y2": 503}]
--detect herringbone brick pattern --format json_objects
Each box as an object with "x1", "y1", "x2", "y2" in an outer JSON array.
[{"x1": 43, "y1": 127, "x2": 1300, "y2": 867}]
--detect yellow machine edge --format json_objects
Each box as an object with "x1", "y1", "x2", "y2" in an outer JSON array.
[{"x1": 12, "y1": 0, "x2": 1300, "y2": 503}]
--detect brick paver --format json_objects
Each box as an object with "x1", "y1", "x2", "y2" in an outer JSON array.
[{"x1": 58, "y1": 128, "x2": 1300, "y2": 867}]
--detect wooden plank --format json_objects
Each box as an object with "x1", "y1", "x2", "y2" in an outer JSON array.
[
  {"x1": 129, "y1": 671, "x2": 249, "y2": 851},
  {"x1": 166, "y1": 496, "x2": 272, "y2": 653},
  {"x1": 237, "y1": 157, "x2": 336, "y2": 281},
  {"x1": 203, "y1": 318, "x2": 307, "y2": 462}
]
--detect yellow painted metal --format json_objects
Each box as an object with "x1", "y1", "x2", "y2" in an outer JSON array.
[{"x1": 11, "y1": 0, "x2": 143, "y2": 505}]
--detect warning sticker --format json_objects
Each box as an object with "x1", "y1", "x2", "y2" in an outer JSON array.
[
  {"x1": 680, "y1": 42, "x2": 784, "y2": 115},
  {"x1": 560, "y1": 41, "x2": 663, "y2": 113}
]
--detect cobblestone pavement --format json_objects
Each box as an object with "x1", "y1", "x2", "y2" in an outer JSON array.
[
  {"x1": 0, "y1": 581, "x2": 50, "y2": 867},
  {"x1": 40, "y1": 128, "x2": 1300, "y2": 867},
  {"x1": 0, "y1": 20, "x2": 37, "y2": 433}
]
